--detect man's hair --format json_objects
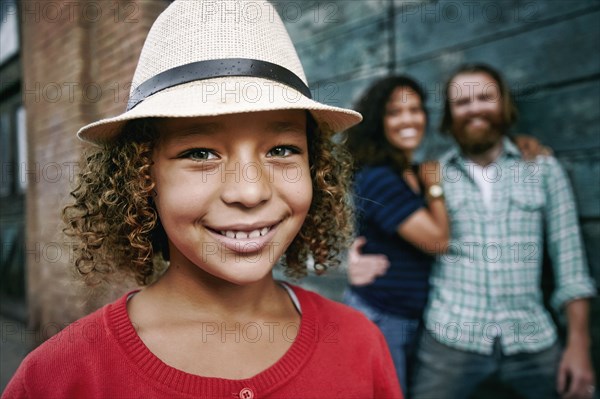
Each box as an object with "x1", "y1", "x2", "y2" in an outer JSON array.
[{"x1": 440, "y1": 63, "x2": 518, "y2": 134}]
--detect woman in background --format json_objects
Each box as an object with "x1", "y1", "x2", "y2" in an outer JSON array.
[{"x1": 345, "y1": 76, "x2": 450, "y2": 395}]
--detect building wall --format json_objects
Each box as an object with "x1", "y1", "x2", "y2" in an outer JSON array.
[{"x1": 20, "y1": 0, "x2": 170, "y2": 344}]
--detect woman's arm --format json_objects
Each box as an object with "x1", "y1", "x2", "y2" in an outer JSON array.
[{"x1": 397, "y1": 161, "x2": 449, "y2": 254}]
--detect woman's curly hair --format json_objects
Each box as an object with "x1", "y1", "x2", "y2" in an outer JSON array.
[{"x1": 63, "y1": 114, "x2": 353, "y2": 286}]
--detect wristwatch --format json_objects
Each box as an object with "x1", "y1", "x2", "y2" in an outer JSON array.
[{"x1": 427, "y1": 184, "x2": 444, "y2": 200}]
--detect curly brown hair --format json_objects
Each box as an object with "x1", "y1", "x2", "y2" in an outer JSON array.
[{"x1": 63, "y1": 114, "x2": 354, "y2": 286}]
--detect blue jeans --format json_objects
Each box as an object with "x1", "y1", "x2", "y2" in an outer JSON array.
[
  {"x1": 343, "y1": 289, "x2": 419, "y2": 395},
  {"x1": 411, "y1": 329, "x2": 562, "y2": 399}
]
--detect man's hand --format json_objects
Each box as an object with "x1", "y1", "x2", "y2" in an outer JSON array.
[
  {"x1": 347, "y1": 237, "x2": 390, "y2": 286},
  {"x1": 512, "y1": 134, "x2": 553, "y2": 160},
  {"x1": 557, "y1": 340, "x2": 596, "y2": 399}
]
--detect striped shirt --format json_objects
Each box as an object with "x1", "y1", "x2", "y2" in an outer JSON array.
[
  {"x1": 352, "y1": 165, "x2": 433, "y2": 319},
  {"x1": 424, "y1": 137, "x2": 597, "y2": 355}
]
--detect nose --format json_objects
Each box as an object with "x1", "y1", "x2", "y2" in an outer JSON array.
[
  {"x1": 220, "y1": 159, "x2": 272, "y2": 208},
  {"x1": 398, "y1": 111, "x2": 413, "y2": 125}
]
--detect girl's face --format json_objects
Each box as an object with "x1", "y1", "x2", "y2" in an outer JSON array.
[
  {"x1": 151, "y1": 110, "x2": 312, "y2": 286},
  {"x1": 383, "y1": 86, "x2": 426, "y2": 153}
]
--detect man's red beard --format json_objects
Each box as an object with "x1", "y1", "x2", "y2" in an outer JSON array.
[{"x1": 451, "y1": 115, "x2": 507, "y2": 155}]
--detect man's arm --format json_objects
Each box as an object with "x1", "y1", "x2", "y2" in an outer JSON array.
[
  {"x1": 346, "y1": 237, "x2": 390, "y2": 286},
  {"x1": 542, "y1": 157, "x2": 596, "y2": 309},
  {"x1": 557, "y1": 299, "x2": 595, "y2": 399},
  {"x1": 541, "y1": 157, "x2": 597, "y2": 399}
]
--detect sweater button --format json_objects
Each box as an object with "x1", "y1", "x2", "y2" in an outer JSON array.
[{"x1": 239, "y1": 388, "x2": 255, "y2": 399}]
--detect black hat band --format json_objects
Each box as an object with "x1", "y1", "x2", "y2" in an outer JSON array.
[{"x1": 127, "y1": 58, "x2": 312, "y2": 111}]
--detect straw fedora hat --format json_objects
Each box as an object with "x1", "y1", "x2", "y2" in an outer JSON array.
[{"x1": 77, "y1": 0, "x2": 362, "y2": 144}]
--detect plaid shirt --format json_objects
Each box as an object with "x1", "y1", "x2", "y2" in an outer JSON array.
[{"x1": 424, "y1": 138, "x2": 596, "y2": 355}]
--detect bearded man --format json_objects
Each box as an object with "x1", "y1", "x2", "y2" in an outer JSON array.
[{"x1": 409, "y1": 64, "x2": 596, "y2": 399}]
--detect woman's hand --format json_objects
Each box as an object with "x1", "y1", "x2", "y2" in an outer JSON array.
[{"x1": 512, "y1": 134, "x2": 553, "y2": 160}]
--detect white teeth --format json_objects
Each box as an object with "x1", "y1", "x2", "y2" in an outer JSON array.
[
  {"x1": 469, "y1": 117, "x2": 488, "y2": 125},
  {"x1": 399, "y1": 128, "x2": 418, "y2": 138},
  {"x1": 235, "y1": 231, "x2": 249, "y2": 239},
  {"x1": 220, "y1": 226, "x2": 272, "y2": 239}
]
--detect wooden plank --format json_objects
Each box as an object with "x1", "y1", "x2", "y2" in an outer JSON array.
[
  {"x1": 394, "y1": 0, "x2": 596, "y2": 62},
  {"x1": 313, "y1": 72, "x2": 389, "y2": 108},
  {"x1": 516, "y1": 80, "x2": 600, "y2": 152},
  {"x1": 280, "y1": 0, "x2": 389, "y2": 46},
  {"x1": 297, "y1": 15, "x2": 390, "y2": 83},
  {"x1": 393, "y1": 10, "x2": 600, "y2": 94},
  {"x1": 581, "y1": 221, "x2": 600, "y2": 285},
  {"x1": 296, "y1": 5, "x2": 600, "y2": 90},
  {"x1": 558, "y1": 152, "x2": 600, "y2": 219}
]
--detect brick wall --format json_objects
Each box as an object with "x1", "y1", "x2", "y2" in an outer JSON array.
[{"x1": 21, "y1": 0, "x2": 169, "y2": 344}]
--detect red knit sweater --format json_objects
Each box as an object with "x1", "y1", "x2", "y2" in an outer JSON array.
[{"x1": 3, "y1": 285, "x2": 402, "y2": 398}]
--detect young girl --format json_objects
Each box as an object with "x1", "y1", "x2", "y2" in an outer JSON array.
[
  {"x1": 344, "y1": 76, "x2": 450, "y2": 394},
  {"x1": 3, "y1": 2, "x2": 401, "y2": 398}
]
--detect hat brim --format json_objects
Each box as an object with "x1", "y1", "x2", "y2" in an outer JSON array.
[{"x1": 77, "y1": 77, "x2": 362, "y2": 145}]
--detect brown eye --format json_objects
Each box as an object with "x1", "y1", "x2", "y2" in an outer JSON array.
[
  {"x1": 267, "y1": 146, "x2": 300, "y2": 158},
  {"x1": 182, "y1": 148, "x2": 218, "y2": 161}
]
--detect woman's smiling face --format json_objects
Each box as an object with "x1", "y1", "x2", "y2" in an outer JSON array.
[
  {"x1": 151, "y1": 110, "x2": 312, "y2": 285},
  {"x1": 383, "y1": 86, "x2": 427, "y2": 154}
]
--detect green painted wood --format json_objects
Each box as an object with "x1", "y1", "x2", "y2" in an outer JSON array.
[
  {"x1": 393, "y1": 0, "x2": 596, "y2": 63},
  {"x1": 296, "y1": 15, "x2": 390, "y2": 82},
  {"x1": 393, "y1": 10, "x2": 600, "y2": 94},
  {"x1": 314, "y1": 73, "x2": 389, "y2": 108},
  {"x1": 581, "y1": 222, "x2": 600, "y2": 286},
  {"x1": 516, "y1": 80, "x2": 600, "y2": 152},
  {"x1": 557, "y1": 152, "x2": 600, "y2": 218},
  {"x1": 277, "y1": 0, "x2": 389, "y2": 46}
]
